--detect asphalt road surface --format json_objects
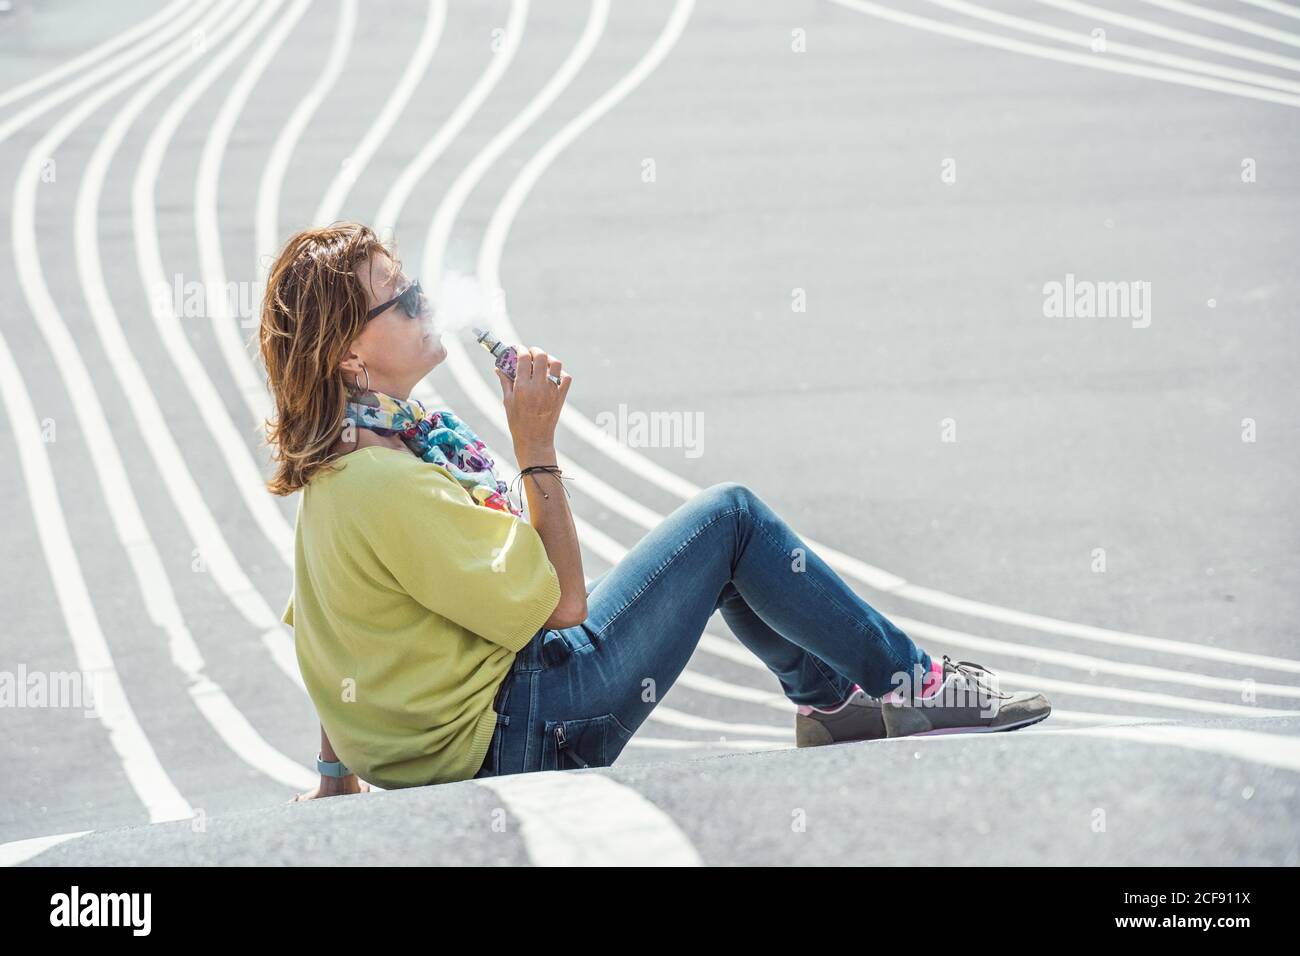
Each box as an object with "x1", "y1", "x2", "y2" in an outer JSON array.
[{"x1": 1, "y1": 0, "x2": 1297, "y2": 866}]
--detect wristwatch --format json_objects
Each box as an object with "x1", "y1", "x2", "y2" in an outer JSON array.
[{"x1": 317, "y1": 752, "x2": 351, "y2": 777}]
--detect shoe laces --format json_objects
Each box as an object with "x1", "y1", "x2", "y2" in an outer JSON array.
[{"x1": 942, "y1": 655, "x2": 1010, "y2": 700}]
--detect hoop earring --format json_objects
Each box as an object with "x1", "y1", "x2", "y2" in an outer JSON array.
[{"x1": 352, "y1": 363, "x2": 370, "y2": 394}]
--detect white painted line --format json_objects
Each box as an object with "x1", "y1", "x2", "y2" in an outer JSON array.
[
  {"x1": 3, "y1": 2, "x2": 250, "y2": 828},
  {"x1": 1033, "y1": 0, "x2": 1300, "y2": 72},
  {"x1": 0, "y1": 831, "x2": 93, "y2": 868},
  {"x1": 0, "y1": 325, "x2": 192, "y2": 823},
  {"x1": 838, "y1": 0, "x2": 1300, "y2": 99},
  {"x1": 374, "y1": 0, "x2": 531, "y2": 240},
  {"x1": 924, "y1": 0, "x2": 1300, "y2": 93},
  {"x1": 646, "y1": 705, "x2": 793, "y2": 738},
  {"x1": 197, "y1": 0, "x2": 312, "y2": 426},
  {"x1": 0, "y1": 0, "x2": 189, "y2": 110},
  {"x1": 1137, "y1": 0, "x2": 1300, "y2": 47},
  {"x1": 313, "y1": 0, "x2": 447, "y2": 226},
  {"x1": 80, "y1": 3, "x2": 299, "y2": 685},
  {"x1": 68, "y1": 2, "x2": 317, "y2": 790},
  {"x1": 628, "y1": 738, "x2": 795, "y2": 753},
  {"x1": 473, "y1": 772, "x2": 702, "y2": 865},
  {"x1": 0, "y1": 340, "x2": 189, "y2": 821},
  {"x1": 132, "y1": 9, "x2": 321, "y2": 633},
  {"x1": 0, "y1": 0, "x2": 194, "y2": 143},
  {"x1": 256, "y1": 0, "x2": 358, "y2": 272},
  {"x1": 422, "y1": 0, "x2": 608, "y2": 302},
  {"x1": 131, "y1": 0, "x2": 298, "y2": 572},
  {"x1": 1237, "y1": 0, "x2": 1300, "y2": 21},
  {"x1": 127, "y1": 0, "x2": 306, "y2": 690},
  {"x1": 890, "y1": 583, "x2": 1300, "y2": 674},
  {"x1": 828, "y1": 0, "x2": 1300, "y2": 102},
  {"x1": 9, "y1": 0, "x2": 310, "y2": 792},
  {"x1": 1067, "y1": 722, "x2": 1300, "y2": 773}
]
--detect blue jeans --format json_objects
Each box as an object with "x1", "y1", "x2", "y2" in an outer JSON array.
[{"x1": 473, "y1": 482, "x2": 932, "y2": 777}]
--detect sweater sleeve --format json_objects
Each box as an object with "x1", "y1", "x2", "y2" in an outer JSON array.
[{"x1": 364, "y1": 461, "x2": 563, "y2": 651}]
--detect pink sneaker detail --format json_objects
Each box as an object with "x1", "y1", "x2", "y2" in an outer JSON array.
[
  {"x1": 885, "y1": 659, "x2": 944, "y2": 703},
  {"x1": 918, "y1": 659, "x2": 944, "y2": 700}
]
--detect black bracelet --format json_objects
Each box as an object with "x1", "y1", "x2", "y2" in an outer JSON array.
[{"x1": 509, "y1": 465, "x2": 573, "y2": 512}]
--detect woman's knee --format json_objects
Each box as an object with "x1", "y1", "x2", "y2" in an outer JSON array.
[{"x1": 699, "y1": 480, "x2": 758, "y2": 514}]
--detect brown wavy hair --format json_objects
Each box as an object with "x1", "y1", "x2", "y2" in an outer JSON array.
[{"x1": 259, "y1": 223, "x2": 398, "y2": 496}]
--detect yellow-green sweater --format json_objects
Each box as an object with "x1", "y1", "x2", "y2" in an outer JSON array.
[{"x1": 281, "y1": 447, "x2": 561, "y2": 789}]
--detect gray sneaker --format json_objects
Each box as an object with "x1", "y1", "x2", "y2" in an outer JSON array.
[
  {"x1": 882, "y1": 655, "x2": 1051, "y2": 738},
  {"x1": 795, "y1": 685, "x2": 887, "y2": 747}
]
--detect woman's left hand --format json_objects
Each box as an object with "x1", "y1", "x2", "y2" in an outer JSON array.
[{"x1": 290, "y1": 775, "x2": 371, "y2": 802}]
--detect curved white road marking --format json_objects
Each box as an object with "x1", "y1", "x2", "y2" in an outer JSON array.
[
  {"x1": 0, "y1": 0, "x2": 194, "y2": 143},
  {"x1": 312, "y1": 0, "x2": 447, "y2": 226},
  {"x1": 74, "y1": 1, "x2": 340, "y2": 789},
  {"x1": 0, "y1": 333, "x2": 191, "y2": 824},
  {"x1": 1137, "y1": 0, "x2": 1300, "y2": 47},
  {"x1": 24, "y1": 0, "x2": 310, "y2": 789},
  {"x1": 373, "y1": 0, "x2": 531, "y2": 240},
  {"x1": 131, "y1": 61, "x2": 306, "y2": 685},
  {"x1": 924, "y1": 0, "x2": 1300, "y2": 93},
  {"x1": 1066, "y1": 722, "x2": 1300, "y2": 773},
  {"x1": 825, "y1": 0, "x2": 1300, "y2": 106},
  {"x1": 1237, "y1": 0, "x2": 1300, "y2": 21},
  {"x1": 197, "y1": 0, "x2": 312, "y2": 427},
  {"x1": 646, "y1": 705, "x2": 794, "y2": 738},
  {"x1": 628, "y1": 738, "x2": 795, "y2": 753},
  {"x1": 0, "y1": 831, "x2": 93, "y2": 868},
  {"x1": 133, "y1": 1, "x2": 302, "y2": 575},
  {"x1": 473, "y1": 772, "x2": 703, "y2": 865},
  {"x1": 421, "y1": 0, "x2": 608, "y2": 298},
  {"x1": 0, "y1": 0, "x2": 189, "y2": 111},
  {"x1": 1032, "y1": 0, "x2": 1300, "y2": 72},
  {"x1": 2, "y1": 0, "x2": 243, "y2": 831},
  {"x1": 256, "y1": 0, "x2": 358, "y2": 272},
  {"x1": 888, "y1": 583, "x2": 1300, "y2": 674}
]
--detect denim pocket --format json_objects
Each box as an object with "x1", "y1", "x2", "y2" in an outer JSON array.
[
  {"x1": 540, "y1": 712, "x2": 635, "y2": 771},
  {"x1": 475, "y1": 676, "x2": 515, "y2": 778}
]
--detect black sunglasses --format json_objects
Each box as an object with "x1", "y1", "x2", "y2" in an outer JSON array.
[{"x1": 367, "y1": 279, "x2": 428, "y2": 321}]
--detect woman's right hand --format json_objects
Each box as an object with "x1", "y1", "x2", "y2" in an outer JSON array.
[
  {"x1": 289, "y1": 775, "x2": 370, "y2": 802},
  {"x1": 495, "y1": 345, "x2": 572, "y2": 457}
]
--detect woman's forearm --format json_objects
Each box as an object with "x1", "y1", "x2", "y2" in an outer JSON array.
[{"x1": 515, "y1": 441, "x2": 587, "y2": 627}]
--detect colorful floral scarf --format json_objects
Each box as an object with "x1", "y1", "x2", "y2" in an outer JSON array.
[{"x1": 343, "y1": 390, "x2": 521, "y2": 516}]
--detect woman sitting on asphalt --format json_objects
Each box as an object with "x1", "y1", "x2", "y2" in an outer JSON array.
[{"x1": 258, "y1": 222, "x2": 1051, "y2": 799}]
